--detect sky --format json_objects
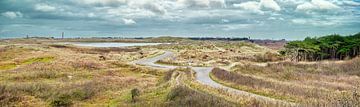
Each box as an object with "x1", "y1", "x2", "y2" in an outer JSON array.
[{"x1": 0, "y1": 0, "x2": 359, "y2": 40}]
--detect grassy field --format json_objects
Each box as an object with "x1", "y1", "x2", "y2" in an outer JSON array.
[
  {"x1": 0, "y1": 38, "x2": 247, "y2": 107},
  {"x1": 152, "y1": 41, "x2": 282, "y2": 67},
  {"x1": 0, "y1": 39, "x2": 165, "y2": 106},
  {"x1": 1, "y1": 37, "x2": 359, "y2": 107},
  {"x1": 211, "y1": 58, "x2": 360, "y2": 106}
]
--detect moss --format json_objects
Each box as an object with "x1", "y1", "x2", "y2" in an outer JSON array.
[
  {"x1": 0, "y1": 57, "x2": 55, "y2": 70},
  {"x1": 22, "y1": 56, "x2": 55, "y2": 65},
  {"x1": 0, "y1": 63, "x2": 17, "y2": 70}
]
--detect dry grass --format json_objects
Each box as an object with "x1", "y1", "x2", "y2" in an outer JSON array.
[
  {"x1": 154, "y1": 41, "x2": 274, "y2": 66},
  {"x1": 0, "y1": 41, "x2": 162, "y2": 106},
  {"x1": 165, "y1": 86, "x2": 236, "y2": 107},
  {"x1": 212, "y1": 58, "x2": 360, "y2": 106}
]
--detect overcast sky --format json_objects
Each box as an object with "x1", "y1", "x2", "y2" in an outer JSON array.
[{"x1": 0, "y1": 0, "x2": 359, "y2": 40}]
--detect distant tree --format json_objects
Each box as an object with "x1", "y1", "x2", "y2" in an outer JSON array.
[{"x1": 281, "y1": 33, "x2": 360, "y2": 61}]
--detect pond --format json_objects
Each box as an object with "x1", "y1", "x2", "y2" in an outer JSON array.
[{"x1": 60, "y1": 42, "x2": 165, "y2": 47}]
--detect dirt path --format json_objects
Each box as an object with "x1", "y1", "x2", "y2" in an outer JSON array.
[{"x1": 133, "y1": 51, "x2": 296, "y2": 106}]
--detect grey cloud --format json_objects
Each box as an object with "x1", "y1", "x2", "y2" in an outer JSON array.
[{"x1": 0, "y1": 0, "x2": 359, "y2": 39}]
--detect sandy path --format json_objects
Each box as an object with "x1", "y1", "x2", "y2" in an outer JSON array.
[{"x1": 133, "y1": 51, "x2": 296, "y2": 106}]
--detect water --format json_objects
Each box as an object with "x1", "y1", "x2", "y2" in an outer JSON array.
[{"x1": 60, "y1": 42, "x2": 165, "y2": 47}]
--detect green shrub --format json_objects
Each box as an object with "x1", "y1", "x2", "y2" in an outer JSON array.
[
  {"x1": 50, "y1": 93, "x2": 72, "y2": 107},
  {"x1": 131, "y1": 88, "x2": 140, "y2": 103}
]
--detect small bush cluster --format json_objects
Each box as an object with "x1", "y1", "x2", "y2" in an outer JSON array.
[
  {"x1": 70, "y1": 60, "x2": 104, "y2": 70},
  {"x1": 253, "y1": 52, "x2": 283, "y2": 62},
  {"x1": 166, "y1": 86, "x2": 236, "y2": 107}
]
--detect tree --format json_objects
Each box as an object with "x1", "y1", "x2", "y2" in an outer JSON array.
[{"x1": 282, "y1": 33, "x2": 360, "y2": 61}]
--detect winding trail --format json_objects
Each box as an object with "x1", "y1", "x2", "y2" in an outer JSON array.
[{"x1": 133, "y1": 51, "x2": 295, "y2": 106}]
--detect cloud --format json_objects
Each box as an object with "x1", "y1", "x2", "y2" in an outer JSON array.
[
  {"x1": 342, "y1": 1, "x2": 360, "y2": 6},
  {"x1": 177, "y1": 0, "x2": 226, "y2": 8},
  {"x1": 87, "y1": 13, "x2": 96, "y2": 18},
  {"x1": 233, "y1": 0, "x2": 280, "y2": 14},
  {"x1": 291, "y1": 18, "x2": 339, "y2": 26},
  {"x1": 130, "y1": 0, "x2": 167, "y2": 15},
  {"x1": 209, "y1": 0, "x2": 226, "y2": 8},
  {"x1": 123, "y1": 18, "x2": 136, "y2": 25},
  {"x1": 76, "y1": 0, "x2": 127, "y2": 7},
  {"x1": 211, "y1": 24, "x2": 253, "y2": 31},
  {"x1": 221, "y1": 19, "x2": 229, "y2": 23},
  {"x1": 35, "y1": 3, "x2": 56, "y2": 12},
  {"x1": 233, "y1": 1, "x2": 263, "y2": 14},
  {"x1": 0, "y1": 0, "x2": 359, "y2": 39},
  {"x1": 1, "y1": 11, "x2": 23, "y2": 19},
  {"x1": 296, "y1": 0, "x2": 340, "y2": 12},
  {"x1": 260, "y1": 0, "x2": 281, "y2": 11}
]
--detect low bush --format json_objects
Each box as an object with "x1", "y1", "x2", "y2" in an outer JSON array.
[
  {"x1": 0, "y1": 85, "x2": 22, "y2": 106},
  {"x1": 50, "y1": 81, "x2": 99, "y2": 107},
  {"x1": 253, "y1": 52, "x2": 283, "y2": 62},
  {"x1": 70, "y1": 60, "x2": 104, "y2": 70},
  {"x1": 166, "y1": 86, "x2": 236, "y2": 107},
  {"x1": 163, "y1": 70, "x2": 175, "y2": 82}
]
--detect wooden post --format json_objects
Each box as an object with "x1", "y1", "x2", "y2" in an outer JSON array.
[{"x1": 61, "y1": 32, "x2": 64, "y2": 39}]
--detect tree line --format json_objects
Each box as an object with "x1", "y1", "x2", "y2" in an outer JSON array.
[{"x1": 280, "y1": 32, "x2": 360, "y2": 61}]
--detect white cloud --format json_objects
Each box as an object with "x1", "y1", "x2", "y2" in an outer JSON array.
[
  {"x1": 342, "y1": 1, "x2": 360, "y2": 6},
  {"x1": 209, "y1": 0, "x2": 226, "y2": 8},
  {"x1": 233, "y1": 0, "x2": 280, "y2": 14},
  {"x1": 107, "y1": 7, "x2": 156, "y2": 18},
  {"x1": 216, "y1": 24, "x2": 253, "y2": 31},
  {"x1": 233, "y1": 1, "x2": 264, "y2": 14},
  {"x1": 260, "y1": 0, "x2": 281, "y2": 11},
  {"x1": 88, "y1": 13, "x2": 96, "y2": 18},
  {"x1": 291, "y1": 19, "x2": 307, "y2": 24},
  {"x1": 134, "y1": 1, "x2": 167, "y2": 15},
  {"x1": 177, "y1": 0, "x2": 226, "y2": 8},
  {"x1": 123, "y1": 18, "x2": 136, "y2": 25},
  {"x1": 35, "y1": 4, "x2": 56, "y2": 12},
  {"x1": 268, "y1": 17, "x2": 284, "y2": 21},
  {"x1": 296, "y1": 0, "x2": 340, "y2": 12},
  {"x1": 291, "y1": 18, "x2": 338, "y2": 26},
  {"x1": 178, "y1": 0, "x2": 210, "y2": 8},
  {"x1": 221, "y1": 19, "x2": 229, "y2": 23},
  {"x1": 1, "y1": 11, "x2": 23, "y2": 19},
  {"x1": 77, "y1": 0, "x2": 127, "y2": 6}
]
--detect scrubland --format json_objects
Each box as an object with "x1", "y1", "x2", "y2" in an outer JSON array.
[
  {"x1": 211, "y1": 58, "x2": 360, "y2": 106},
  {"x1": 153, "y1": 41, "x2": 282, "y2": 67},
  {"x1": 0, "y1": 39, "x2": 243, "y2": 107},
  {"x1": 1, "y1": 37, "x2": 359, "y2": 107},
  {"x1": 0, "y1": 39, "x2": 165, "y2": 106}
]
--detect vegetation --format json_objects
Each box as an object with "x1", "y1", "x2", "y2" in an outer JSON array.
[
  {"x1": 0, "y1": 39, "x2": 242, "y2": 107},
  {"x1": 0, "y1": 41, "x2": 162, "y2": 106},
  {"x1": 281, "y1": 33, "x2": 360, "y2": 61},
  {"x1": 154, "y1": 41, "x2": 274, "y2": 66},
  {"x1": 213, "y1": 57, "x2": 360, "y2": 106},
  {"x1": 165, "y1": 86, "x2": 236, "y2": 107},
  {"x1": 130, "y1": 88, "x2": 140, "y2": 102},
  {"x1": 2, "y1": 37, "x2": 359, "y2": 107}
]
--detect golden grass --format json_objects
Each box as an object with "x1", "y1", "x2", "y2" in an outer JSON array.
[
  {"x1": 0, "y1": 41, "x2": 162, "y2": 106},
  {"x1": 215, "y1": 58, "x2": 360, "y2": 106},
  {"x1": 152, "y1": 41, "x2": 275, "y2": 67}
]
